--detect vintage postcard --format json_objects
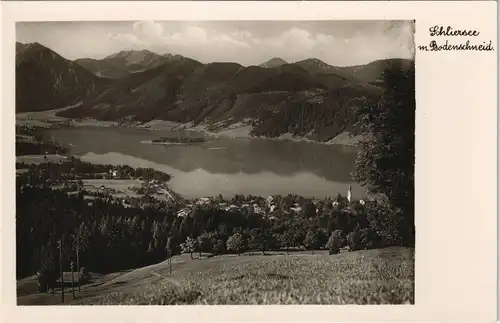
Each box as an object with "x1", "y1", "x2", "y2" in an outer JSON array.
[{"x1": 1, "y1": 1, "x2": 497, "y2": 322}]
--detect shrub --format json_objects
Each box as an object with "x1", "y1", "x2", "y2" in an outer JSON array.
[{"x1": 326, "y1": 230, "x2": 346, "y2": 255}]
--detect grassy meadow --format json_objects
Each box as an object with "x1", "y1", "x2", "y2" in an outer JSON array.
[{"x1": 65, "y1": 247, "x2": 414, "y2": 305}]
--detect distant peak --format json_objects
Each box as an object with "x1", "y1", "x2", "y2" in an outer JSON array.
[
  {"x1": 105, "y1": 49, "x2": 159, "y2": 60},
  {"x1": 18, "y1": 41, "x2": 45, "y2": 50},
  {"x1": 297, "y1": 58, "x2": 326, "y2": 64},
  {"x1": 260, "y1": 57, "x2": 288, "y2": 68}
]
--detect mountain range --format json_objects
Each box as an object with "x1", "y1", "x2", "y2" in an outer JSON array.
[{"x1": 15, "y1": 41, "x2": 414, "y2": 142}]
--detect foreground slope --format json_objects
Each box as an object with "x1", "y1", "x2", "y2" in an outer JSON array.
[{"x1": 17, "y1": 247, "x2": 414, "y2": 305}]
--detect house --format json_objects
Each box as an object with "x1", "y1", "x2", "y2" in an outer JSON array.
[
  {"x1": 122, "y1": 199, "x2": 131, "y2": 208},
  {"x1": 253, "y1": 206, "x2": 265, "y2": 216},
  {"x1": 177, "y1": 208, "x2": 190, "y2": 217},
  {"x1": 109, "y1": 170, "x2": 118, "y2": 178},
  {"x1": 197, "y1": 197, "x2": 210, "y2": 205}
]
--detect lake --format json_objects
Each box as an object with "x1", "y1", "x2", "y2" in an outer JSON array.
[{"x1": 45, "y1": 127, "x2": 367, "y2": 199}]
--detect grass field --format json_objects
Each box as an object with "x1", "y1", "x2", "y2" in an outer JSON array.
[{"x1": 17, "y1": 247, "x2": 414, "y2": 305}]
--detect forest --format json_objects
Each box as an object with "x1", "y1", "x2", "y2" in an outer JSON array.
[{"x1": 17, "y1": 173, "x2": 410, "y2": 282}]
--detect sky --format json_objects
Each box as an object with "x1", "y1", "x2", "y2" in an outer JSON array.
[{"x1": 17, "y1": 20, "x2": 415, "y2": 67}]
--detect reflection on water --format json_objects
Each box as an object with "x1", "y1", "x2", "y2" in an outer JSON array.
[{"x1": 47, "y1": 127, "x2": 366, "y2": 199}]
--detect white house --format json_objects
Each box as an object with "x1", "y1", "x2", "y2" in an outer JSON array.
[{"x1": 177, "y1": 208, "x2": 190, "y2": 217}]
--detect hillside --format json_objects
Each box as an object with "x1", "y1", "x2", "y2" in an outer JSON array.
[
  {"x1": 17, "y1": 248, "x2": 414, "y2": 305},
  {"x1": 15, "y1": 42, "x2": 109, "y2": 113},
  {"x1": 58, "y1": 57, "x2": 204, "y2": 121},
  {"x1": 16, "y1": 43, "x2": 414, "y2": 142},
  {"x1": 75, "y1": 50, "x2": 181, "y2": 79}
]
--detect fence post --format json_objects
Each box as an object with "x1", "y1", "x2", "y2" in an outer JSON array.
[
  {"x1": 58, "y1": 239, "x2": 64, "y2": 303},
  {"x1": 70, "y1": 261, "x2": 75, "y2": 299},
  {"x1": 76, "y1": 244, "x2": 80, "y2": 292}
]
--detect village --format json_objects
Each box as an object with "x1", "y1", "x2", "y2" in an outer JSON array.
[{"x1": 80, "y1": 166, "x2": 361, "y2": 222}]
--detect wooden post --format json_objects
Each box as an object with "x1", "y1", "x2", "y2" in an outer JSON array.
[
  {"x1": 76, "y1": 244, "x2": 80, "y2": 292},
  {"x1": 70, "y1": 261, "x2": 75, "y2": 299},
  {"x1": 58, "y1": 238, "x2": 64, "y2": 303},
  {"x1": 169, "y1": 251, "x2": 172, "y2": 275}
]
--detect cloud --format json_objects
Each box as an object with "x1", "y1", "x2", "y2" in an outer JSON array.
[
  {"x1": 106, "y1": 20, "x2": 414, "y2": 66},
  {"x1": 133, "y1": 21, "x2": 163, "y2": 41},
  {"x1": 107, "y1": 32, "x2": 145, "y2": 49}
]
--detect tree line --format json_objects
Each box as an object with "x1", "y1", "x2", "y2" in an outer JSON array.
[
  {"x1": 16, "y1": 157, "x2": 171, "y2": 183},
  {"x1": 17, "y1": 177, "x2": 410, "y2": 282}
]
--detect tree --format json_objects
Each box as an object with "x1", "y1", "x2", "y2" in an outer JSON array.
[
  {"x1": 36, "y1": 246, "x2": 58, "y2": 293},
  {"x1": 302, "y1": 201, "x2": 317, "y2": 219},
  {"x1": 197, "y1": 231, "x2": 217, "y2": 256},
  {"x1": 359, "y1": 227, "x2": 380, "y2": 250},
  {"x1": 166, "y1": 235, "x2": 180, "y2": 257},
  {"x1": 180, "y1": 237, "x2": 197, "y2": 259},
  {"x1": 326, "y1": 229, "x2": 346, "y2": 255},
  {"x1": 352, "y1": 61, "x2": 415, "y2": 247},
  {"x1": 226, "y1": 233, "x2": 246, "y2": 255},
  {"x1": 249, "y1": 228, "x2": 273, "y2": 255},
  {"x1": 213, "y1": 239, "x2": 226, "y2": 255},
  {"x1": 365, "y1": 198, "x2": 404, "y2": 247},
  {"x1": 346, "y1": 225, "x2": 362, "y2": 251},
  {"x1": 303, "y1": 230, "x2": 322, "y2": 254}
]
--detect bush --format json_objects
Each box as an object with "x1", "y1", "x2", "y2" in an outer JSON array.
[{"x1": 326, "y1": 230, "x2": 346, "y2": 255}]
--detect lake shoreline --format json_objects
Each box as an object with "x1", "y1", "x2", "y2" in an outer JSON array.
[
  {"x1": 168, "y1": 121, "x2": 362, "y2": 147},
  {"x1": 16, "y1": 109, "x2": 361, "y2": 147}
]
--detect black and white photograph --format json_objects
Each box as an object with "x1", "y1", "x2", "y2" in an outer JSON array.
[{"x1": 15, "y1": 19, "x2": 416, "y2": 305}]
